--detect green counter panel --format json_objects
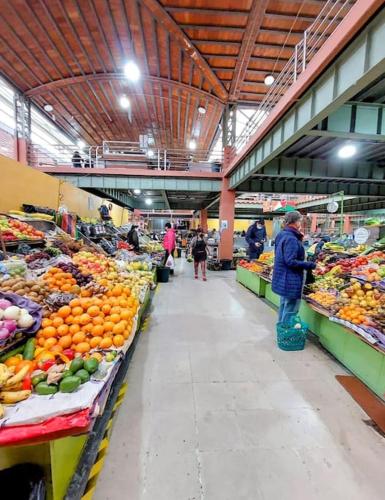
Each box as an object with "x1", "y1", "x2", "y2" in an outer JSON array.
[
  {"x1": 299, "y1": 301, "x2": 322, "y2": 336},
  {"x1": 265, "y1": 283, "x2": 280, "y2": 307},
  {"x1": 236, "y1": 267, "x2": 266, "y2": 297}
]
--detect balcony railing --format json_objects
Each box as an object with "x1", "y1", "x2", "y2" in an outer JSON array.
[
  {"x1": 234, "y1": 0, "x2": 356, "y2": 153},
  {"x1": 28, "y1": 141, "x2": 223, "y2": 174}
]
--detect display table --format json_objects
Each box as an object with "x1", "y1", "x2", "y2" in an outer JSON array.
[
  {"x1": 0, "y1": 287, "x2": 152, "y2": 500},
  {"x1": 236, "y1": 267, "x2": 385, "y2": 401}
]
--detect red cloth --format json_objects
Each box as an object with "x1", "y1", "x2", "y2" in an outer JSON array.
[{"x1": 0, "y1": 409, "x2": 91, "y2": 447}]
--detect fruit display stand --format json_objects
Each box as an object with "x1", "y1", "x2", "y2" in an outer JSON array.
[
  {"x1": 236, "y1": 265, "x2": 385, "y2": 402},
  {"x1": 0, "y1": 287, "x2": 152, "y2": 500}
]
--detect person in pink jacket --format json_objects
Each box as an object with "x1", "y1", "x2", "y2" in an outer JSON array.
[{"x1": 163, "y1": 222, "x2": 176, "y2": 265}]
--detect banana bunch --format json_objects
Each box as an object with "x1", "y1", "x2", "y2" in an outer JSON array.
[{"x1": 0, "y1": 363, "x2": 31, "y2": 418}]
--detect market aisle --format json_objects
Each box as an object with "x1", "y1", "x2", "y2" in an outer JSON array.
[{"x1": 95, "y1": 261, "x2": 384, "y2": 500}]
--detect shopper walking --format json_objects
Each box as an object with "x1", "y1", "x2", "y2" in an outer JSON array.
[
  {"x1": 71, "y1": 151, "x2": 83, "y2": 168},
  {"x1": 245, "y1": 219, "x2": 267, "y2": 260},
  {"x1": 272, "y1": 211, "x2": 316, "y2": 323},
  {"x1": 191, "y1": 232, "x2": 208, "y2": 280},
  {"x1": 163, "y1": 222, "x2": 176, "y2": 265}
]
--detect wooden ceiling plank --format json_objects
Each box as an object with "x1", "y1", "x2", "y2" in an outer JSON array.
[
  {"x1": 112, "y1": 79, "x2": 144, "y2": 139},
  {"x1": 165, "y1": 7, "x2": 248, "y2": 16},
  {"x1": 95, "y1": 81, "x2": 129, "y2": 139},
  {"x1": 133, "y1": 0, "x2": 150, "y2": 75},
  {"x1": 104, "y1": 0, "x2": 126, "y2": 67},
  {"x1": 192, "y1": 40, "x2": 241, "y2": 47},
  {"x1": 141, "y1": 0, "x2": 228, "y2": 100}
]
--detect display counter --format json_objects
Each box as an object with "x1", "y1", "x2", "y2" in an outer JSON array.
[
  {"x1": 0, "y1": 288, "x2": 152, "y2": 500},
  {"x1": 236, "y1": 267, "x2": 385, "y2": 401}
]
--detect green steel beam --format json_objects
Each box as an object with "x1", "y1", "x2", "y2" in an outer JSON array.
[
  {"x1": 162, "y1": 191, "x2": 171, "y2": 210},
  {"x1": 230, "y1": 9, "x2": 385, "y2": 188},
  {"x1": 307, "y1": 102, "x2": 385, "y2": 141},
  {"x1": 296, "y1": 194, "x2": 355, "y2": 209},
  {"x1": 56, "y1": 175, "x2": 221, "y2": 192},
  {"x1": 260, "y1": 157, "x2": 385, "y2": 181},
  {"x1": 238, "y1": 176, "x2": 385, "y2": 196}
]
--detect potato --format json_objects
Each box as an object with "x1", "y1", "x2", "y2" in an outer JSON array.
[
  {"x1": 12, "y1": 283, "x2": 24, "y2": 291},
  {"x1": 31, "y1": 285, "x2": 41, "y2": 292}
]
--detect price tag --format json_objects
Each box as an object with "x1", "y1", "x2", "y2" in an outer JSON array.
[{"x1": 354, "y1": 227, "x2": 369, "y2": 244}]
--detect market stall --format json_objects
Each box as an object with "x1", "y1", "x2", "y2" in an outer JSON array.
[
  {"x1": 0, "y1": 214, "x2": 157, "y2": 498},
  {"x1": 236, "y1": 246, "x2": 385, "y2": 401}
]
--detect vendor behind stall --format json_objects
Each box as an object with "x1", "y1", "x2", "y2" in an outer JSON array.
[
  {"x1": 245, "y1": 219, "x2": 267, "y2": 260},
  {"x1": 127, "y1": 225, "x2": 140, "y2": 252}
]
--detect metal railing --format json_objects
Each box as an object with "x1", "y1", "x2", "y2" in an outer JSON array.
[
  {"x1": 28, "y1": 141, "x2": 223, "y2": 173},
  {"x1": 234, "y1": 0, "x2": 356, "y2": 153}
]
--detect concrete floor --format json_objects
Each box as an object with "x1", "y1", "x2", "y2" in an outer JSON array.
[{"x1": 95, "y1": 261, "x2": 385, "y2": 500}]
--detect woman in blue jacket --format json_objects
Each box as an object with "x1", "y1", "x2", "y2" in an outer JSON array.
[
  {"x1": 272, "y1": 211, "x2": 316, "y2": 323},
  {"x1": 245, "y1": 220, "x2": 267, "y2": 260}
]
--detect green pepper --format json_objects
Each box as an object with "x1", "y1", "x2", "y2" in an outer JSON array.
[
  {"x1": 23, "y1": 338, "x2": 36, "y2": 361},
  {"x1": 32, "y1": 372, "x2": 48, "y2": 386},
  {"x1": 35, "y1": 382, "x2": 58, "y2": 395}
]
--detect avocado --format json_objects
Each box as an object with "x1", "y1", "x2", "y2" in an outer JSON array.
[
  {"x1": 75, "y1": 369, "x2": 90, "y2": 384},
  {"x1": 59, "y1": 376, "x2": 81, "y2": 393},
  {"x1": 35, "y1": 382, "x2": 58, "y2": 395},
  {"x1": 84, "y1": 358, "x2": 99, "y2": 374},
  {"x1": 69, "y1": 358, "x2": 84, "y2": 374}
]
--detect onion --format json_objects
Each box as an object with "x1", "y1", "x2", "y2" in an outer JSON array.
[
  {"x1": 17, "y1": 314, "x2": 34, "y2": 329},
  {"x1": 3, "y1": 306, "x2": 21, "y2": 320},
  {"x1": 0, "y1": 328, "x2": 10, "y2": 340},
  {"x1": 2, "y1": 319, "x2": 17, "y2": 333},
  {"x1": 0, "y1": 310, "x2": 3, "y2": 320},
  {"x1": 0, "y1": 299, "x2": 12, "y2": 310}
]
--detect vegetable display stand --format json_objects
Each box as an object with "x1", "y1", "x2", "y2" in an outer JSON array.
[
  {"x1": 298, "y1": 301, "x2": 323, "y2": 336},
  {"x1": 264, "y1": 283, "x2": 280, "y2": 307},
  {"x1": 236, "y1": 266, "x2": 266, "y2": 297},
  {"x1": 0, "y1": 291, "x2": 152, "y2": 499}
]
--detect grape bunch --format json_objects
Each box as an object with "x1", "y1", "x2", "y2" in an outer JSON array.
[{"x1": 56, "y1": 261, "x2": 93, "y2": 286}]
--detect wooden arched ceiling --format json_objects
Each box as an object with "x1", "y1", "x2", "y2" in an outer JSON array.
[{"x1": 0, "y1": 0, "x2": 340, "y2": 148}]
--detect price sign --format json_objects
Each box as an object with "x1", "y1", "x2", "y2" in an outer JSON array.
[
  {"x1": 327, "y1": 201, "x2": 339, "y2": 213},
  {"x1": 354, "y1": 227, "x2": 369, "y2": 244}
]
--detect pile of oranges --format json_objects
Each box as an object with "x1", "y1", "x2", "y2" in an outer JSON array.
[
  {"x1": 35, "y1": 285, "x2": 139, "y2": 355},
  {"x1": 336, "y1": 305, "x2": 369, "y2": 325},
  {"x1": 43, "y1": 267, "x2": 78, "y2": 292}
]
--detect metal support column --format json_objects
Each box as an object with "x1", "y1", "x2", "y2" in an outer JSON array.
[
  {"x1": 14, "y1": 93, "x2": 31, "y2": 164},
  {"x1": 222, "y1": 104, "x2": 237, "y2": 149}
]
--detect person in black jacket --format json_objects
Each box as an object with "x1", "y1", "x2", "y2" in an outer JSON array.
[
  {"x1": 71, "y1": 151, "x2": 83, "y2": 168},
  {"x1": 245, "y1": 219, "x2": 267, "y2": 260},
  {"x1": 127, "y1": 225, "x2": 139, "y2": 252}
]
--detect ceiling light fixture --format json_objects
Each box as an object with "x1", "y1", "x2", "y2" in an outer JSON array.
[
  {"x1": 145, "y1": 198, "x2": 152, "y2": 205},
  {"x1": 338, "y1": 144, "x2": 357, "y2": 159},
  {"x1": 124, "y1": 61, "x2": 141, "y2": 82},
  {"x1": 147, "y1": 149, "x2": 154, "y2": 158},
  {"x1": 44, "y1": 104, "x2": 53, "y2": 112},
  {"x1": 264, "y1": 74, "x2": 275, "y2": 86},
  {"x1": 189, "y1": 139, "x2": 197, "y2": 150},
  {"x1": 119, "y1": 95, "x2": 130, "y2": 109},
  {"x1": 198, "y1": 106, "x2": 206, "y2": 114},
  {"x1": 77, "y1": 139, "x2": 86, "y2": 148},
  {"x1": 134, "y1": 189, "x2": 141, "y2": 195}
]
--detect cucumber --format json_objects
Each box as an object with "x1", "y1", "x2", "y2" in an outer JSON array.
[
  {"x1": 59, "y1": 376, "x2": 81, "y2": 393},
  {"x1": 23, "y1": 338, "x2": 36, "y2": 361},
  {"x1": 32, "y1": 372, "x2": 47, "y2": 386},
  {"x1": 62, "y1": 370, "x2": 72, "y2": 379},
  {"x1": 75, "y1": 369, "x2": 90, "y2": 384},
  {"x1": 35, "y1": 382, "x2": 58, "y2": 395},
  {"x1": 69, "y1": 358, "x2": 84, "y2": 374},
  {"x1": 0, "y1": 344, "x2": 25, "y2": 362}
]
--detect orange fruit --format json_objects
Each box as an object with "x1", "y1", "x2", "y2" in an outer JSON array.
[
  {"x1": 72, "y1": 306, "x2": 83, "y2": 317},
  {"x1": 100, "y1": 337, "x2": 112, "y2": 349},
  {"x1": 76, "y1": 342, "x2": 91, "y2": 353},
  {"x1": 87, "y1": 305, "x2": 100, "y2": 317},
  {"x1": 119, "y1": 299, "x2": 128, "y2": 308},
  {"x1": 72, "y1": 332, "x2": 86, "y2": 344},
  {"x1": 38, "y1": 337, "x2": 46, "y2": 347},
  {"x1": 65, "y1": 314, "x2": 75, "y2": 325},
  {"x1": 112, "y1": 285, "x2": 123, "y2": 297},
  {"x1": 80, "y1": 289, "x2": 92, "y2": 298},
  {"x1": 90, "y1": 336, "x2": 102, "y2": 348},
  {"x1": 82, "y1": 323, "x2": 94, "y2": 334},
  {"x1": 43, "y1": 326, "x2": 57, "y2": 338},
  {"x1": 50, "y1": 345, "x2": 63, "y2": 354},
  {"x1": 57, "y1": 324, "x2": 69, "y2": 336},
  {"x1": 52, "y1": 317, "x2": 64, "y2": 328},
  {"x1": 101, "y1": 304, "x2": 111, "y2": 314},
  {"x1": 91, "y1": 324, "x2": 104, "y2": 337},
  {"x1": 61, "y1": 284, "x2": 72, "y2": 292},
  {"x1": 69, "y1": 323, "x2": 81, "y2": 335},
  {"x1": 103, "y1": 321, "x2": 114, "y2": 332},
  {"x1": 42, "y1": 318, "x2": 53, "y2": 328},
  {"x1": 110, "y1": 313, "x2": 120, "y2": 324},
  {"x1": 5, "y1": 356, "x2": 23, "y2": 368},
  {"x1": 113, "y1": 322, "x2": 125, "y2": 335},
  {"x1": 113, "y1": 334, "x2": 124, "y2": 347},
  {"x1": 120, "y1": 310, "x2": 132, "y2": 320},
  {"x1": 58, "y1": 305, "x2": 71, "y2": 318},
  {"x1": 69, "y1": 298, "x2": 81, "y2": 308},
  {"x1": 59, "y1": 335, "x2": 73, "y2": 348},
  {"x1": 110, "y1": 306, "x2": 121, "y2": 315},
  {"x1": 44, "y1": 337, "x2": 57, "y2": 349},
  {"x1": 79, "y1": 313, "x2": 91, "y2": 325},
  {"x1": 93, "y1": 316, "x2": 104, "y2": 326}
]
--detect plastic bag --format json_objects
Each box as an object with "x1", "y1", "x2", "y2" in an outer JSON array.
[{"x1": 165, "y1": 254, "x2": 174, "y2": 269}]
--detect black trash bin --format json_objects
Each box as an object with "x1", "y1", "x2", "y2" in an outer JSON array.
[
  {"x1": 221, "y1": 259, "x2": 232, "y2": 270},
  {"x1": 157, "y1": 266, "x2": 170, "y2": 283}
]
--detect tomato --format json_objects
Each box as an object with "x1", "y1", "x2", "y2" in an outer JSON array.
[
  {"x1": 22, "y1": 375, "x2": 32, "y2": 390},
  {"x1": 41, "y1": 360, "x2": 56, "y2": 371}
]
